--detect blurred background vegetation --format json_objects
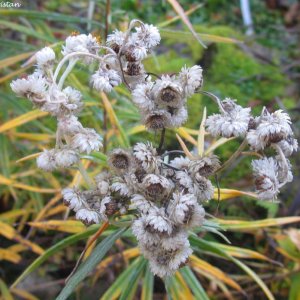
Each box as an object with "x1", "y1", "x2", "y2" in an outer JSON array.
[{"x1": 0, "y1": 0, "x2": 300, "y2": 299}]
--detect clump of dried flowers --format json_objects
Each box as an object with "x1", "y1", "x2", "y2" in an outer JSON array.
[{"x1": 11, "y1": 20, "x2": 298, "y2": 278}]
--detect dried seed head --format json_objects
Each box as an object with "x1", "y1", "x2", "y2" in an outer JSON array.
[
  {"x1": 189, "y1": 155, "x2": 220, "y2": 177},
  {"x1": 144, "y1": 110, "x2": 170, "y2": 131},
  {"x1": 108, "y1": 148, "x2": 132, "y2": 172}
]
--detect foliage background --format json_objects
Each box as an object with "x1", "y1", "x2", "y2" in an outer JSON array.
[{"x1": 0, "y1": 0, "x2": 300, "y2": 299}]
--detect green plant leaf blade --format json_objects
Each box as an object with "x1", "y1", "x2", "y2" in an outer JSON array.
[{"x1": 56, "y1": 227, "x2": 126, "y2": 300}]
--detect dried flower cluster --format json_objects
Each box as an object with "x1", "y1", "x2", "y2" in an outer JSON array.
[{"x1": 11, "y1": 20, "x2": 297, "y2": 278}]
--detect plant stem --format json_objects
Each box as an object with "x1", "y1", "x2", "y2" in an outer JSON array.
[
  {"x1": 158, "y1": 128, "x2": 166, "y2": 154},
  {"x1": 58, "y1": 59, "x2": 78, "y2": 90},
  {"x1": 217, "y1": 139, "x2": 248, "y2": 174},
  {"x1": 78, "y1": 160, "x2": 95, "y2": 189}
]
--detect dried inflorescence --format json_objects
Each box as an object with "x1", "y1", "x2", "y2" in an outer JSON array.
[{"x1": 11, "y1": 20, "x2": 297, "y2": 278}]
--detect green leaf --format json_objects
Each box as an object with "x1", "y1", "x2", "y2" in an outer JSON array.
[
  {"x1": 289, "y1": 273, "x2": 300, "y2": 300},
  {"x1": 0, "y1": 9, "x2": 102, "y2": 26},
  {"x1": 0, "y1": 20, "x2": 56, "y2": 42},
  {"x1": 119, "y1": 258, "x2": 147, "y2": 300},
  {"x1": 141, "y1": 265, "x2": 154, "y2": 300},
  {"x1": 11, "y1": 225, "x2": 100, "y2": 288},
  {"x1": 190, "y1": 235, "x2": 275, "y2": 300},
  {"x1": 0, "y1": 279, "x2": 14, "y2": 300},
  {"x1": 56, "y1": 227, "x2": 126, "y2": 300},
  {"x1": 180, "y1": 267, "x2": 210, "y2": 300},
  {"x1": 101, "y1": 258, "x2": 143, "y2": 300}
]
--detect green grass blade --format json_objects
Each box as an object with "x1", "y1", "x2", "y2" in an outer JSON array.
[
  {"x1": 11, "y1": 225, "x2": 100, "y2": 288},
  {"x1": 141, "y1": 264, "x2": 154, "y2": 300},
  {"x1": 56, "y1": 227, "x2": 126, "y2": 300},
  {"x1": 0, "y1": 20, "x2": 56, "y2": 42},
  {"x1": 119, "y1": 258, "x2": 147, "y2": 300},
  {"x1": 0, "y1": 9, "x2": 102, "y2": 26},
  {"x1": 101, "y1": 258, "x2": 142, "y2": 300},
  {"x1": 180, "y1": 267, "x2": 210, "y2": 300}
]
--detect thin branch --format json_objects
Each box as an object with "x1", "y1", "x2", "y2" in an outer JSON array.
[{"x1": 158, "y1": 128, "x2": 166, "y2": 154}]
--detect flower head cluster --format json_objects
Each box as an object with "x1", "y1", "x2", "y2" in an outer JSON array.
[
  {"x1": 61, "y1": 141, "x2": 221, "y2": 277},
  {"x1": 132, "y1": 66, "x2": 203, "y2": 131}
]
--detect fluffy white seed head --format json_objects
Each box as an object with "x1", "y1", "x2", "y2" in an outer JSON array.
[
  {"x1": 36, "y1": 149, "x2": 57, "y2": 171},
  {"x1": 71, "y1": 128, "x2": 102, "y2": 154},
  {"x1": 62, "y1": 188, "x2": 85, "y2": 212},
  {"x1": 36, "y1": 47, "x2": 55, "y2": 68}
]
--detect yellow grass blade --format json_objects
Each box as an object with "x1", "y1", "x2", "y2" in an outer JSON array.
[
  {"x1": 128, "y1": 125, "x2": 146, "y2": 135},
  {"x1": 174, "y1": 272, "x2": 194, "y2": 300},
  {"x1": 190, "y1": 255, "x2": 242, "y2": 291},
  {"x1": 100, "y1": 92, "x2": 130, "y2": 147},
  {"x1": 212, "y1": 242, "x2": 275, "y2": 262},
  {"x1": 16, "y1": 152, "x2": 41, "y2": 163},
  {"x1": 28, "y1": 220, "x2": 86, "y2": 233},
  {"x1": 11, "y1": 288, "x2": 39, "y2": 300},
  {"x1": 0, "y1": 248, "x2": 22, "y2": 264},
  {"x1": 0, "y1": 279, "x2": 14, "y2": 300},
  {"x1": 0, "y1": 110, "x2": 48, "y2": 133},
  {"x1": 197, "y1": 107, "x2": 207, "y2": 157},
  {"x1": 176, "y1": 133, "x2": 193, "y2": 159},
  {"x1": 166, "y1": 0, "x2": 206, "y2": 48},
  {"x1": 0, "y1": 174, "x2": 58, "y2": 193},
  {"x1": 205, "y1": 137, "x2": 235, "y2": 155},
  {"x1": 213, "y1": 188, "x2": 258, "y2": 200},
  {"x1": 217, "y1": 216, "x2": 300, "y2": 231},
  {"x1": 9, "y1": 132, "x2": 54, "y2": 141},
  {"x1": 0, "y1": 51, "x2": 34, "y2": 69},
  {"x1": 0, "y1": 221, "x2": 44, "y2": 255},
  {"x1": 176, "y1": 127, "x2": 197, "y2": 146}
]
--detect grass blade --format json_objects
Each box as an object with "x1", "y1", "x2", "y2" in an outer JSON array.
[{"x1": 56, "y1": 227, "x2": 126, "y2": 300}]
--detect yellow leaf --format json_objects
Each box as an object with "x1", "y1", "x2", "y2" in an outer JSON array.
[
  {"x1": 128, "y1": 125, "x2": 146, "y2": 135},
  {"x1": 174, "y1": 272, "x2": 194, "y2": 300},
  {"x1": 190, "y1": 255, "x2": 242, "y2": 291},
  {"x1": 9, "y1": 132, "x2": 54, "y2": 141},
  {"x1": 217, "y1": 216, "x2": 300, "y2": 231},
  {"x1": 197, "y1": 107, "x2": 206, "y2": 157},
  {"x1": 166, "y1": 0, "x2": 206, "y2": 48},
  {"x1": 213, "y1": 188, "x2": 258, "y2": 200},
  {"x1": 0, "y1": 209, "x2": 31, "y2": 221},
  {"x1": 11, "y1": 288, "x2": 39, "y2": 300},
  {"x1": 0, "y1": 51, "x2": 34, "y2": 69},
  {"x1": 16, "y1": 152, "x2": 41, "y2": 163},
  {"x1": 0, "y1": 221, "x2": 15, "y2": 239},
  {"x1": 0, "y1": 248, "x2": 22, "y2": 264},
  {"x1": 28, "y1": 220, "x2": 86, "y2": 233},
  {"x1": 176, "y1": 127, "x2": 197, "y2": 146},
  {"x1": 0, "y1": 110, "x2": 48, "y2": 133},
  {"x1": 43, "y1": 205, "x2": 67, "y2": 218},
  {"x1": 205, "y1": 137, "x2": 235, "y2": 155},
  {"x1": 176, "y1": 134, "x2": 193, "y2": 159}
]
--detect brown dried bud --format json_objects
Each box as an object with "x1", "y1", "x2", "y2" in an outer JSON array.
[{"x1": 108, "y1": 149, "x2": 132, "y2": 172}]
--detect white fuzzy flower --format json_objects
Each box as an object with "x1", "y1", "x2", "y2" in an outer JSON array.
[
  {"x1": 130, "y1": 194, "x2": 153, "y2": 213},
  {"x1": 192, "y1": 174, "x2": 215, "y2": 202},
  {"x1": 63, "y1": 86, "x2": 82, "y2": 105},
  {"x1": 71, "y1": 128, "x2": 102, "y2": 154},
  {"x1": 132, "y1": 218, "x2": 159, "y2": 245},
  {"x1": 36, "y1": 149, "x2": 57, "y2": 171},
  {"x1": 55, "y1": 148, "x2": 79, "y2": 168},
  {"x1": 62, "y1": 34, "x2": 100, "y2": 63},
  {"x1": 252, "y1": 157, "x2": 280, "y2": 201},
  {"x1": 175, "y1": 171, "x2": 194, "y2": 189},
  {"x1": 132, "y1": 82, "x2": 155, "y2": 112},
  {"x1": 143, "y1": 110, "x2": 171, "y2": 131},
  {"x1": 206, "y1": 99, "x2": 251, "y2": 138},
  {"x1": 179, "y1": 65, "x2": 203, "y2": 97},
  {"x1": 160, "y1": 230, "x2": 189, "y2": 251},
  {"x1": 76, "y1": 208, "x2": 100, "y2": 225},
  {"x1": 11, "y1": 73, "x2": 47, "y2": 101},
  {"x1": 133, "y1": 142, "x2": 159, "y2": 173},
  {"x1": 135, "y1": 24, "x2": 161, "y2": 49},
  {"x1": 99, "y1": 196, "x2": 113, "y2": 220},
  {"x1": 141, "y1": 174, "x2": 173, "y2": 199},
  {"x1": 36, "y1": 47, "x2": 55, "y2": 68},
  {"x1": 152, "y1": 75, "x2": 183, "y2": 108},
  {"x1": 170, "y1": 156, "x2": 190, "y2": 170},
  {"x1": 91, "y1": 68, "x2": 122, "y2": 93},
  {"x1": 125, "y1": 41, "x2": 148, "y2": 61},
  {"x1": 111, "y1": 180, "x2": 131, "y2": 197},
  {"x1": 57, "y1": 115, "x2": 83, "y2": 135},
  {"x1": 247, "y1": 109, "x2": 293, "y2": 151},
  {"x1": 145, "y1": 208, "x2": 173, "y2": 235},
  {"x1": 277, "y1": 136, "x2": 298, "y2": 157},
  {"x1": 167, "y1": 192, "x2": 197, "y2": 224},
  {"x1": 169, "y1": 106, "x2": 188, "y2": 128},
  {"x1": 62, "y1": 188, "x2": 84, "y2": 212},
  {"x1": 106, "y1": 29, "x2": 126, "y2": 53},
  {"x1": 188, "y1": 155, "x2": 220, "y2": 177}
]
